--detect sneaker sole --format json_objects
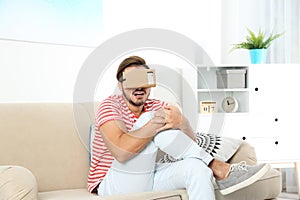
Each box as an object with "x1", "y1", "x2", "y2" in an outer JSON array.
[{"x1": 219, "y1": 163, "x2": 271, "y2": 195}]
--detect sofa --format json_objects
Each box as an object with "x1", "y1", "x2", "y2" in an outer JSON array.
[{"x1": 0, "y1": 103, "x2": 282, "y2": 200}]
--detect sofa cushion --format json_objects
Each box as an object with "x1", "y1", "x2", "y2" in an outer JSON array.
[
  {"x1": 38, "y1": 189, "x2": 187, "y2": 200},
  {"x1": 43, "y1": 168, "x2": 281, "y2": 200},
  {"x1": 98, "y1": 189, "x2": 188, "y2": 200},
  {"x1": 227, "y1": 141, "x2": 257, "y2": 165},
  {"x1": 0, "y1": 165, "x2": 38, "y2": 200},
  {"x1": 38, "y1": 189, "x2": 100, "y2": 200}
]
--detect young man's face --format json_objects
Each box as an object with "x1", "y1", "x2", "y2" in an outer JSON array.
[{"x1": 120, "y1": 65, "x2": 151, "y2": 107}]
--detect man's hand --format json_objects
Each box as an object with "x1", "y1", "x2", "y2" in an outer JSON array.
[
  {"x1": 153, "y1": 105, "x2": 196, "y2": 141},
  {"x1": 154, "y1": 105, "x2": 183, "y2": 133}
]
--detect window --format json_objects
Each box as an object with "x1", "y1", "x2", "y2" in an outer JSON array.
[{"x1": 0, "y1": 0, "x2": 103, "y2": 46}]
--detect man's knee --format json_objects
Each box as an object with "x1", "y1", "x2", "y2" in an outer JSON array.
[
  {"x1": 153, "y1": 129, "x2": 181, "y2": 149},
  {"x1": 154, "y1": 130, "x2": 196, "y2": 160}
]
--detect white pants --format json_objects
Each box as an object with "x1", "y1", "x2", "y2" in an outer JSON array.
[{"x1": 98, "y1": 112, "x2": 215, "y2": 200}]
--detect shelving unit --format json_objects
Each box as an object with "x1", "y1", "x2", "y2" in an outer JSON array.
[
  {"x1": 196, "y1": 65, "x2": 249, "y2": 114},
  {"x1": 185, "y1": 64, "x2": 300, "y2": 161}
]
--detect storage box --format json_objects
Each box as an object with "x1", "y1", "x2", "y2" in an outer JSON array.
[{"x1": 216, "y1": 69, "x2": 246, "y2": 88}]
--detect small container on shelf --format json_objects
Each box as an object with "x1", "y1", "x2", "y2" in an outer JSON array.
[
  {"x1": 199, "y1": 101, "x2": 217, "y2": 114},
  {"x1": 216, "y1": 69, "x2": 247, "y2": 89}
]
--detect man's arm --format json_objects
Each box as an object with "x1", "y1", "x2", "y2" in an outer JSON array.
[{"x1": 99, "y1": 115, "x2": 165, "y2": 163}]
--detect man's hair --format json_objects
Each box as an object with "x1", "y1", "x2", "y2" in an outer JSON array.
[{"x1": 116, "y1": 56, "x2": 149, "y2": 82}]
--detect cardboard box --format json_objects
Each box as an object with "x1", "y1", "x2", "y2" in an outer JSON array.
[{"x1": 122, "y1": 68, "x2": 156, "y2": 88}]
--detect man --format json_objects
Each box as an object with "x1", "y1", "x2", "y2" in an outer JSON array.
[{"x1": 88, "y1": 56, "x2": 270, "y2": 199}]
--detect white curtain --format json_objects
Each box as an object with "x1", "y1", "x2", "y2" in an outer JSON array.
[{"x1": 270, "y1": 0, "x2": 300, "y2": 63}]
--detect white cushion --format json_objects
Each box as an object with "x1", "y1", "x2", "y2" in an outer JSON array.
[{"x1": 89, "y1": 123, "x2": 96, "y2": 163}]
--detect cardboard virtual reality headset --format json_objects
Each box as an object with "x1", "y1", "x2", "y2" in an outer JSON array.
[{"x1": 122, "y1": 68, "x2": 156, "y2": 88}]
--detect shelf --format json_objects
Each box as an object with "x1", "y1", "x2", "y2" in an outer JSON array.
[
  {"x1": 196, "y1": 64, "x2": 249, "y2": 68},
  {"x1": 197, "y1": 88, "x2": 249, "y2": 92},
  {"x1": 197, "y1": 66, "x2": 248, "y2": 90},
  {"x1": 198, "y1": 112, "x2": 249, "y2": 116}
]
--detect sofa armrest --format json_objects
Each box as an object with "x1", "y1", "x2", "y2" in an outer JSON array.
[
  {"x1": 227, "y1": 141, "x2": 257, "y2": 165},
  {"x1": 0, "y1": 165, "x2": 38, "y2": 200}
]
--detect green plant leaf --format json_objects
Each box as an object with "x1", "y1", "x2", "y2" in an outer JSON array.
[{"x1": 231, "y1": 28, "x2": 284, "y2": 51}]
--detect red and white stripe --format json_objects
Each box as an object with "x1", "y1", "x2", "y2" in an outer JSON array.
[{"x1": 87, "y1": 95, "x2": 166, "y2": 193}]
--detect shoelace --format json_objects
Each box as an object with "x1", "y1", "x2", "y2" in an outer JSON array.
[
  {"x1": 224, "y1": 161, "x2": 248, "y2": 178},
  {"x1": 230, "y1": 161, "x2": 248, "y2": 172}
]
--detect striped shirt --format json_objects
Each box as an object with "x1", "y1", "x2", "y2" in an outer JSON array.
[{"x1": 87, "y1": 94, "x2": 166, "y2": 193}]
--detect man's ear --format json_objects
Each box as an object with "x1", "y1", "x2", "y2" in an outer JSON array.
[{"x1": 117, "y1": 82, "x2": 122, "y2": 91}]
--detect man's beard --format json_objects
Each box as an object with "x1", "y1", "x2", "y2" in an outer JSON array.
[{"x1": 122, "y1": 88, "x2": 147, "y2": 107}]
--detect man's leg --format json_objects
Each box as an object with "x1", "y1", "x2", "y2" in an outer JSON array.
[
  {"x1": 150, "y1": 112, "x2": 270, "y2": 196},
  {"x1": 153, "y1": 159, "x2": 215, "y2": 200},
  {"x1": 135, "y1": 112, "x2": 216, "y2": 199},
  {"x1": 153, "y1": 128, "x2": 216, "y2": 200}
]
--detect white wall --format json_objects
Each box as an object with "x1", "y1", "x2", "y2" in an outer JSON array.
[
  {"x1": 102, "y1": 0, "x2": 221, "y2": 64},
  {"x1": 0, "y1": 39, "x2": 93, "y2": 102}
]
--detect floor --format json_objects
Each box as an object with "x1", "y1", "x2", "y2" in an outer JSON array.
[
  {"x1": 277, "y1": 192, "x2": 299, "y2": 200},
  {"x1": 276, "y1": 166, "x2": 299, "y2": 200}
]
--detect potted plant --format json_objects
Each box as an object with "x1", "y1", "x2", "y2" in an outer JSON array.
[{"x1": 231, "y1": 28, "x2": 284, "y2": 64}]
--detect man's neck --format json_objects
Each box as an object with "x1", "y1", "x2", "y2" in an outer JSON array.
[{"x1": 128, "y1": 103, "x2": 144, "y2": 117}]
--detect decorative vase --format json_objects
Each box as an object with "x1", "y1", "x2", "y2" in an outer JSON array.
[{"x1": 249, "y1": 49, "x2": 267, "y2": 64}]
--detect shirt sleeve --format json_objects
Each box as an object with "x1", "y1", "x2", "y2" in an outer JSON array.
[{"x1": 96, "y1": 97, "x2": 123, "y2": 128}]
